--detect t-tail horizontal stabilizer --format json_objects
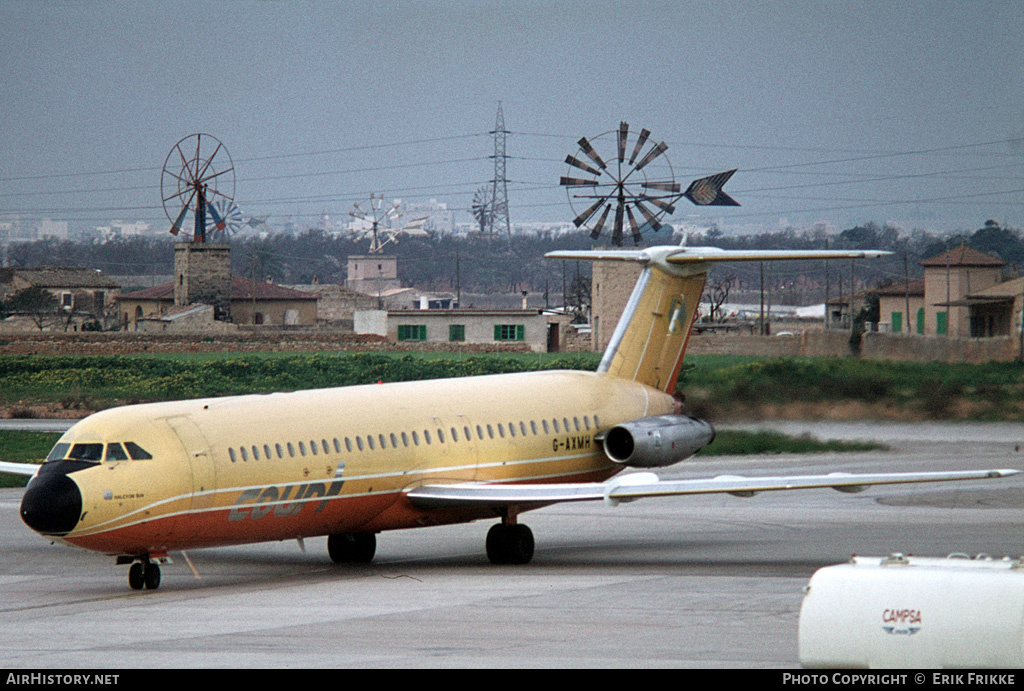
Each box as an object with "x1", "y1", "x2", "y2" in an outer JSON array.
[{"x1": 544, "y1": 245, "x2": 891, "y2": 394}]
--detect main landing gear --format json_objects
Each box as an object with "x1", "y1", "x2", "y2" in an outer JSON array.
[
  {"x1": 486, "y1": 521, "x2": 535, "y2": 565},
  {"x1": 327, "y1": 532, "x2": 377, "y2": 564}
]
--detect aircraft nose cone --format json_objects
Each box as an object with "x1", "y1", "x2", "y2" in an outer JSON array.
[{"x1": 20, "y1": 463, "x2": 84, "y2": 536}]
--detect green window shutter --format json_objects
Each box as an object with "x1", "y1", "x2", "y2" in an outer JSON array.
[
  {"x1": 916, "y1": 308, "x2": 925, "y2": 334},
  {"x1": 449, "y1": 324, "x2": 465, "y2": 341},
  {"x1": 891, "y1": 312, "x2": 902, "y2": 333},
  {"x1": 398, "y1": 324, "x2": 426, "y2": 341},
  {"x1": 936, "y1": 311, "x2": 947, "y2": 335},
  {"x1": 494, "y1": 324, "x2": 502, "y2": 340},
  {"x1": 516, "y1": 324, "x2": 524, "y2": 341}
]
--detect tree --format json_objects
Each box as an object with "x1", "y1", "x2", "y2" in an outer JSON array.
[{"x1": 6, "y1": 286, "x2": 58, "y2": 330}]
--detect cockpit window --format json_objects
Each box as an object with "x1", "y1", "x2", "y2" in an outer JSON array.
[
  {"x1": 124, "y1": 442, "x2": 152, "y2": 460},
  {"x1": 67, "y1": 443, "x2": 104, "y2": 461},
  {"x1": 105, "y1": 443, "x2": 128, "y2": 461},
  {"x1": 46, "y1": 443, "x2": 71, "y2": 462}
]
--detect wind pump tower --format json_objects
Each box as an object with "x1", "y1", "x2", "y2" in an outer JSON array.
[{"x1": 488, "y1": 102, "x2": 512, "y2": 240}]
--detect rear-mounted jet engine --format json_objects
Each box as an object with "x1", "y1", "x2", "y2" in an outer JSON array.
[{"x1": 601, "y1": 414, "x2": 715, "y2": 468}]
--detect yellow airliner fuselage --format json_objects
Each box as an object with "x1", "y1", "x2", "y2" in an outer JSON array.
[{"x1": 44, "y1": 370, "x2": 670, "y2": 557}]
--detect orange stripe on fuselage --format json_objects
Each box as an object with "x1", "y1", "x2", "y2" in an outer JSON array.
[{"x1": 64, "y1": 466, "x2": 619, "y2": 555}]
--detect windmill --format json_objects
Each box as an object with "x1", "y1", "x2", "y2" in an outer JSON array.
[
  {"x1": 206, "y1": 200, "x2": 244, "y2": 240},
  {"x1": 161, "y1": 133, "x2": 235, "y2": 243},
  {"x1": 560, "y1": 122, "x2": 738, "y2": 246},
  {"x1": 348, "y1": 193, "x2": 428, "y2": 254},
  {"x1": 471, "y1": 185, "x2": 493, "y2": 234}
]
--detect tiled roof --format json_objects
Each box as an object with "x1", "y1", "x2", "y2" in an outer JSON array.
[
  {"x1": 0, "y1": 267, "x2": 119, "y2": 288},
  {"x1": 875, "y1": 278, "x2": 925, "y2": 296},
  {"x1": 919, "y1": 244, "x2": 1005, "y2": 267},
  {"x1": 118, "y1": 275, "x2": 317, "y2": 302}
]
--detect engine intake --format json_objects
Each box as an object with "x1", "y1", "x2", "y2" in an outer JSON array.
[{"x1": 602, "y1": 415, "x2": 715, "y2": 468}]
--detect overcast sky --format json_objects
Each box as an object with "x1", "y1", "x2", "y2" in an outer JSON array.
[{"x1": 2, "y1": 0, "x2": 1023, "y2": 240}]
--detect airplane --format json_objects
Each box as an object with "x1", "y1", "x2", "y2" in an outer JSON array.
[{"x1": 0, "y1": 244, "x2": 1017, "y2": 590}]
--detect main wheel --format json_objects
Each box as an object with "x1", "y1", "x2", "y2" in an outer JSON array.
[
  {"x1": 327, "y1": 533, "x2": 377, "y2": 564},
  {"x1": 486, "y1": 524, "x2": 535, "y2": 565}
]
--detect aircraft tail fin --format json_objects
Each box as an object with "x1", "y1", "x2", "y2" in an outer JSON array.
[{"x1": 546, "y1": 246, "x2": 889, "y2": 394}]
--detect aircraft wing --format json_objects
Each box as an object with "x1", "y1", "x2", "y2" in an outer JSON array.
[
  {"x1": 0, "y1": 461, "x2": 39, "y2": 477},
  {"x1": 406, "y1": 468, "x2": 1019, "y2": 510}
]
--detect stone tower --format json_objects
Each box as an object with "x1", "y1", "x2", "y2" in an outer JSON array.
[{"x1": 174, "y1": 242, "x2": 232, "y2": 321}]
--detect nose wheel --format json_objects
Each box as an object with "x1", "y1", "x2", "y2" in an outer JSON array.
[{"x1": 120, "y1": 553, "x2": 170, "y2": 590}]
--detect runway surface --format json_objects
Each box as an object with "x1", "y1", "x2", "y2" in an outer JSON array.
[{"x1": 1, "y1": 420, "x2": 1022, "y2": 668}]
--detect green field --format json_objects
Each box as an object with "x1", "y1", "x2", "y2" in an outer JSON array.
[
  {"x1": 2, "y1": 350, "x2": 1023, "y2": 419},
  {"x1": 0, "y1": 431, "x2": 61, "y2": 487}
]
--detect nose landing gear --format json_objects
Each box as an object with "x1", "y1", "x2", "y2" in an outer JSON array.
[{"x1": 119, "y1": 553, "x2": 170, "y2": 590}]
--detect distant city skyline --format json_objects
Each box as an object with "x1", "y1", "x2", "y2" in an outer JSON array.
[{"x1": 2, "y1": 0, "x2": 1023, "y2": 243}]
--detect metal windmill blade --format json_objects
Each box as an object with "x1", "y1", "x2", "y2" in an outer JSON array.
[
  {"x1": 471, "y1": 186, "x2": 494, "y2": 234},
  {"x1": 349, "y1": 193, "x2": 406, "y2": 254},
  {"x1": 207, "y1": 200, "x2": 243, "y2": 239},
  {"x1": 160, "y1": 133, "x2": 235, "y2": 243},
  {"x1": 560, "y1": 124, "x2": 741, "y2": 247},
  {"x1": 560, "y1": 122, "x2": 676, "y2": 247}
]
